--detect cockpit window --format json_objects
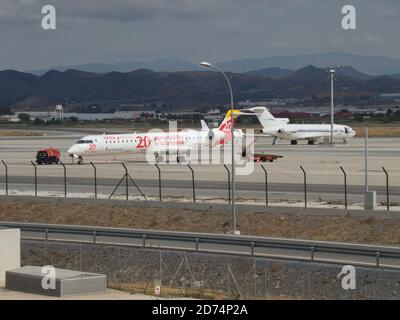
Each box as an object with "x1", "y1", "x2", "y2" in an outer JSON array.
[{"x1": 77, "y1": 140, "x2": 94, "y2": 144}]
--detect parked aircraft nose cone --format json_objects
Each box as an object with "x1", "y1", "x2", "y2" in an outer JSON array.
[{"x1": 67, "y1": 145, "x2": 78, "y2": 155}]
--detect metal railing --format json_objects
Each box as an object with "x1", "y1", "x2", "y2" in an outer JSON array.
[{"x1": 1, "y1": 221, "x2": 400, "y2": 269}]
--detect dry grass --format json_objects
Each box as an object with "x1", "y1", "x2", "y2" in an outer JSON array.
[
  {"x1": 0, "y1": 199, "x2": 400, "y2": 246},
  {"x1": 354, "y1": 127, "x2": 400, "y2": 137},
  {"x1": 108, "y1": 282, "x2": 298, "y2": 300}
]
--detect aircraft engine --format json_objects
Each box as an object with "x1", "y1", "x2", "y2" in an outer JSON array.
[{"x1": 208, "y1": 129, "x2": 227, "y2": 146}]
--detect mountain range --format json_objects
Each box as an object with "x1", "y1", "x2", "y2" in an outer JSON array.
[
  {"x1": 30, "y1": 58, "x2": 203, "y2": 76},
  {"x1": 29, "y1": 52, "x2": 400, "y2": 77},
  {"x1": 247, "y1": 66, "x2": 371, "y2": 80},
  {"x1": 2, "y1": 64, "x2": 400, "y2": 112},
  {"x1": 218, "y1": 52, "x2": 400, "y2": 75}
]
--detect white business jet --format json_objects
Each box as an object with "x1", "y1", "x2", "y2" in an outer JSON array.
[{"x1": 242, "y1": 107, "x2": 356, "y2": 145}]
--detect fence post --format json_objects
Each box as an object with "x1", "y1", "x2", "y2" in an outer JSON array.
[
  {"x1": 155, "y1": 164, "x2": 162, "y2": 201},
  {"x1": 340, "y1": 166, "x2": 347, "y2": 210},
  {"x1": 300, "y1": 166, "x2": 307, "y2": 208},
  {"x1": 188, "y1": 164, "x2": 196, "y2": 203},
  {"x1": 31, "y1": 161, "x2": 37, "y2": 197},
  {"x1": 310, "y1": 247, "x2": 315, "y2": 261},
  {"x1": 1, "y1": 160, "x2": 8, "y2": 196},
  {"x1": 90, "y1": 162, "x2": 97, "y2": 199},
  {"x1": 224, "y1": 164, "x2": 231, "y2": 205},
  {"x1": 60, "y1": 161, "x2": 67, "y2": 198},
  {"x1": 122, "y1": 163, "x2": 129, "y2": 201},
  {"x1": 261, "y1": 165, "x2": 268, "y2": 206},
  {"x1": 142, "y1": 234, "x2": 147, "y2": 248},
  {"x1": 382, "y1": 167, "x2": 389, "y2": 212}
]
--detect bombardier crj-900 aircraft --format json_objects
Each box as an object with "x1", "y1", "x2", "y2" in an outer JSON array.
[
  {"x1": 244, "y1": 107, "x2": 356, "y2": 145},
  {"x1": 68, "y1": 110, "x2": 243, "y2": 164}
]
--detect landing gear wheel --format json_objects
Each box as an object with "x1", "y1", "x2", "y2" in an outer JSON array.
[
  {"x1": 155, "y1": 155, "x2": 164, "y2": 163},
  {"x1": 290, "y1": 140, "x2": 298, "y2": 145},
  {"x1": 307, "y1": 140, "x2": 315, "y2": 145},
  {"x1": 155, "y1": 152, "x2": 164, "y2": 163},
  {"x1": 177, "y1": 155, "x2": 186, "y2": 163},
  {"x1": 77, "y1": 156, "x2": 83, "y2": 165}
]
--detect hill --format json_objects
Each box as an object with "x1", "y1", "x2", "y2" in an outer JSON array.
[
  {"x1": 29, "y1": 52, "x2": 400, "y2": 76},
  {"x1": 218, "y1": 52, "x2": 400, "y2": 75},
  {"x1": 1, "y1": 66, "x2": 399, "y2": 111},
  {"x1": 30, "y1": 58, "x2": 201, "y2": 75},
  {"x1": 247, "y1": 67, "x2": 293, "y2": 79}
]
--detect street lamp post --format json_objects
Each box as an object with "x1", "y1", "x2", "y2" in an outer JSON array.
[
  {"x1": 200, "y1": 61, "x2": 238, "y2": 234},
  {"x1": 329, "y1": 68, "x2": 335, "y2": 146}
]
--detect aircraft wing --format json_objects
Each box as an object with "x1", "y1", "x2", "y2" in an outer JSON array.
[
  {"x1": 294, "y1": 132, "x2": 329, "y2": 140},
  {"x1": 243, "y1": 133, "x2": 273, "y2": 138}
]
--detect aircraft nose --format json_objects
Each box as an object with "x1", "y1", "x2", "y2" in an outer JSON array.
[{"x1": 68, "y1": 145, "x2": 78, "y2": 155}]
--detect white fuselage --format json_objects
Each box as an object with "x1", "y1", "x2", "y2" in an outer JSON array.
[
  {"x1": 264, "y1": 123, "x2": 356, "y2": 141},
  {"x1": 67, "y1": 129, "x2": 243, "y2": 159}
]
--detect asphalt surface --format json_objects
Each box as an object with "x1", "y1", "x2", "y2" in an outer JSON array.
[
  {"x1": 2, "y1": 175, "x2": 399, "y2": 204},
  {"x1": 0, "y1": 128, "x2": 399, "y2": 205}
]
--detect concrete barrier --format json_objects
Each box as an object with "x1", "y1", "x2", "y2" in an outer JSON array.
[
  {"x1": 0, "y1": 228, "x2": 20, "y2": 282},
  {"x1": 6, "y1": 266, "x2": 106, "y2": 297}
]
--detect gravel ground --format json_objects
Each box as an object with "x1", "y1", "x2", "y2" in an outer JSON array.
[{"x1": 0, "y1": 199, "x2": 399, "y2": 245}]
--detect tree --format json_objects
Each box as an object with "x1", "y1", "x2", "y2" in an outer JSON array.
[
  {"x1": 17, "y1": 113, "x2": 30, "y2": 122},
  {"x1": 32, "y1": 117, "x2": 45, "y2": 125}
]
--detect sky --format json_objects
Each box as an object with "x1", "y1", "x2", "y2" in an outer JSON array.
[{"x1": 1, "y1": 0, "x2": 400, "y2": 71}]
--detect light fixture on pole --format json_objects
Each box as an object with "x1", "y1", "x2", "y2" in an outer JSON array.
[{"x1": 200, "y1": 61, "x2": 238, "y2": 235}]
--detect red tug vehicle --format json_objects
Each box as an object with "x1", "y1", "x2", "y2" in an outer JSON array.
[{"x1": 36, "y1": 148, "x2": 61, "y2": 165}]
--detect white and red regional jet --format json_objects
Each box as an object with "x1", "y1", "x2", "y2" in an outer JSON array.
[{"x1": 67, "y1": 110, "x2": 243, "y2": 164}]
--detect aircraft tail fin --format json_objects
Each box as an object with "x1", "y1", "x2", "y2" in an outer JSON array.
[
  {"x1": 218, "y1": 109, "x2": 241, "y2": 131},
  {"x1": 248, "y1": 107, "x2": 286, "y2": 130},
  {"x1": 200, "y1": 120, "x2": 209, "y2": 131}
]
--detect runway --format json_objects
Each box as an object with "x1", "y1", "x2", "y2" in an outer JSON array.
[{"x1": 0, "y1": 128, "x2": 399, "y2": 206}]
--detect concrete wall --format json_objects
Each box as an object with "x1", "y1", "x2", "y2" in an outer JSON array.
[{"x1": 0, "y1": 229, "x2": 20, "y2": 281}]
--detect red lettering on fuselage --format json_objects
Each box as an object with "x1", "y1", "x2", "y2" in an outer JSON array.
[{"x1": 136, "y1": 136, "x2": 151, "y2": 149}]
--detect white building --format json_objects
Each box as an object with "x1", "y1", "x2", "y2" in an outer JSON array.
[{"x1": 54, "y1": 105, "x2": 64, "y2": 121}]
